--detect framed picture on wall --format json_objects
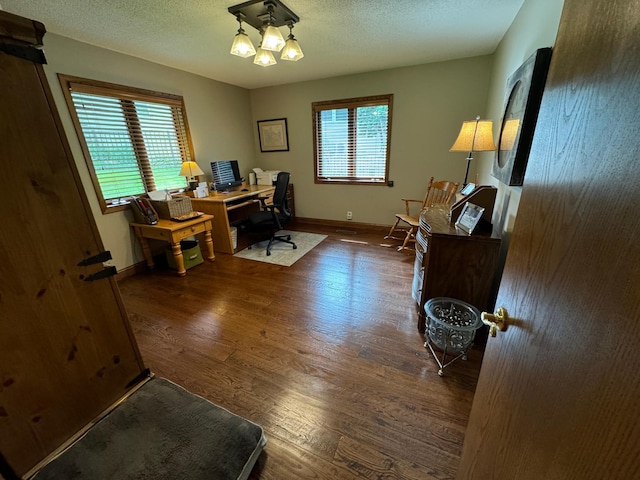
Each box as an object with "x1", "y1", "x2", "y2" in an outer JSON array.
[
  {"x1": 257, "y1": 118, "x2": 289, "y2": 152},
  {"x1": 492, "y1": 47, "x2": 552, "y2": 186}
]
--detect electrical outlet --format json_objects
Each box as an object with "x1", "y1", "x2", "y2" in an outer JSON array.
[{"x1": 347, "y1": 211, "x2": 353, "y2": 220}]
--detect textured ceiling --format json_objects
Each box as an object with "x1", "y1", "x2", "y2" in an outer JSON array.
[{"x1": 0, "y1": 0, "x2": 525, "y2": 90}]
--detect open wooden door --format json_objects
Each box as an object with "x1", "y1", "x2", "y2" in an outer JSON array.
[
  {"x1": 0, "y1": 12, "x2": 146, "y2": 477},
  {"x1": 457, "y1": 1, "x2": 640, "y2": 478}
]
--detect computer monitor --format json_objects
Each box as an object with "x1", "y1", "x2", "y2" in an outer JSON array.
[{"x1": 211, "y1": 160, "x2": 243, "y2": 191}]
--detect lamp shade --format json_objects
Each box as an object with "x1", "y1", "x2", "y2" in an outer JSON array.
[
  {"x1": 230, "y1": 31, "x2": 256, "y2": 58},
  {"x1": 261, "y1": 25, "x2": 285, "y2": 52},
  {"x1": 253, "y1": 45, "x2": 277, "y2": 66},
  {"x1": 450, "y1": 119, "x2": 497, "y2": 152},
  {"x1": 281, "y1": 36, "x2": 304, "y2": 61},
  {"x1": 179, "y1": 161, "x2": 204, "y2": 177}
]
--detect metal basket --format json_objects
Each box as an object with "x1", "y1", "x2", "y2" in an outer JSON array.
[{"x1": 424, "y1": 297, "x2": 482, "y2": 376}]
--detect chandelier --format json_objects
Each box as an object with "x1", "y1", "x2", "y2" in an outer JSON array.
[{"x1": 228, "y1": 0, "x2": 304, "y2": 67}]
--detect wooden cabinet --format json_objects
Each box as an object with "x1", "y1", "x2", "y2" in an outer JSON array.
[
  {"x1": 0, "y1": 11, "x2": 145, "y2": 477},
  {"x1": 413, "y1": 208, "x2": 501, "y2": 333}
]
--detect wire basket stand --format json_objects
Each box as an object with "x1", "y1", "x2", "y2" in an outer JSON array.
[{"x1": 424, "y1": 297, "x2": 482, "y2": 376}]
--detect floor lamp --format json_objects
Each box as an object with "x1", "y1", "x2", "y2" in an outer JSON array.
[{"x1": 450, "y1": 116, "x2": 496, "y2": 187}]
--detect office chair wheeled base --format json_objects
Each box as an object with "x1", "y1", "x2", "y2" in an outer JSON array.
[{"x1": 248, "y1": 232, "x2": 297, "y2": 256}]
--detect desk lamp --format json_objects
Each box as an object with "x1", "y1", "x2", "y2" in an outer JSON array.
[
  {"x1": 179, "y1": 161, "x2": 204, "y2": 190},
  {"x1": 450, "y1": 116, "x2": 496, "y2": 187}
]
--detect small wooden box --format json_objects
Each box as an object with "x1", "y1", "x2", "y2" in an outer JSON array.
[{"x1": 150, "y1": 197, "x2": 193, "y2": 219}]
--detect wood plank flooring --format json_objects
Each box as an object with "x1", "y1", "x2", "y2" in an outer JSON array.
[{"x1": 118, "y1": 223, "x2": 484, "y2": 480}]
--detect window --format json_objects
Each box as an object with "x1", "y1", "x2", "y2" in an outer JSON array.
[
  {"x1": 59, "y1": 75, "x2": 195, "y2": 213},
  {"x1": 312, "y1": 94, "x2": 393, "y2": 185}
]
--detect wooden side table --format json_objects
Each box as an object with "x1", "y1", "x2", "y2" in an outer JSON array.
[{"x1": 130, "y1": 214, "x2": 215, "y2": 276}]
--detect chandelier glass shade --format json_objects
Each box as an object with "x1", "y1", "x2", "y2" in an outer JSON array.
[
  {"x1": 281, "y1": 25, "x2": 304, "y2": 61},
  {"x1": 253, "y1": 44, "x2": 277, "y2": 66},
  {"x1": 229, "y1": 21, "x2": 256, "y2": 58},
  {"x1": 262, "y1": 25, "x2": 286, "y2": 52}
]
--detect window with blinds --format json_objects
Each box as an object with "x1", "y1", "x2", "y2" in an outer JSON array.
[
  {"x1": 312, "y1": 94, "x2": 393, "y2": 185},
  {"x1": 59, "y1": 75, "x2": 195, "y2": 213}
]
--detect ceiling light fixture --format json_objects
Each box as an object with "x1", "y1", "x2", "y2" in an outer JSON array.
[{"x1": 228, "y1": 0, "x2": 302, "y2": 67}]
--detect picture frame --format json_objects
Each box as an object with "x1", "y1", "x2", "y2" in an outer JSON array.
[
  {"x1": 257, "y1": 118, "x2": 289, "y2": 152},
  {"x1": 455, "y1": 202, "x2": 485, "y2": 235},
  {"x1": 492, "y1": 47, "x2": 552, "y2": 186}
]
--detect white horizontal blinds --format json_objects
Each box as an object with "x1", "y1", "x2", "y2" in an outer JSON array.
[
  {"x1": 133, "y1": 100, "x2": 188, "y2": 191},
  {"x1": 68, "y1": 82, "x2": 189, "y2": 207},
  {"x1": 314, "y1": 95, "x2": 391, "y2": 183},
  {"x1": 317, "y1": 108, "x2": 349, "y2": 178},
  {"x1": 71, "y1": 92, "x2": 146, "y2": 201}
]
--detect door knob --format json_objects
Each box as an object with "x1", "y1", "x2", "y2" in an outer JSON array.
[{"x1": 481, "y1": 307, "x2": 509, "y2": 337}]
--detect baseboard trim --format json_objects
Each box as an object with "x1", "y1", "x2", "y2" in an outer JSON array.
[
  {"x1": 294, "y1": 217, "x2": 390, "y2": 234},
  {"x1": 116, "y1": 261, "x2": 148, "y2": 282}
]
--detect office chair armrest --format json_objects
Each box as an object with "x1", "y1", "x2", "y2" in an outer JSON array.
[{"x1": 257, "y1": 196, "x2": 273, "y2": 209}]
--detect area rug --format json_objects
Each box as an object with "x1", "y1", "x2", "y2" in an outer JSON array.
[
  {"x1": 33, "y1": 377, "x2": 266, "y2": 480},
  {"x1": 234, "y1": 230, "x2": 327, "y2": 266}
]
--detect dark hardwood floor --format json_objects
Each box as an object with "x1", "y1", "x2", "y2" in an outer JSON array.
[{"x1": 118, "y1": 223, "x2": 484, "y2": 480}]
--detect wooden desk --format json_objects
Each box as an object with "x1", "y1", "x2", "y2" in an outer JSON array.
[
  {"x1": 190, "y1": 185, "x2": 275, "y2": 254},
  {"x1": 130, "y1": 214, "x2": 215, "y2": 276}
]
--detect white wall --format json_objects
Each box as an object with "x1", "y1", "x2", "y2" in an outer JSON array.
[
  {"x1": 476, "y1": 0, "x2": 566, "y2": 236},
  {"x1": 42, "y1": 34, "x2": 255, "y2": 271},
  {"x1": 249, "y1": 56, "x2": 493, "y2": 225}
]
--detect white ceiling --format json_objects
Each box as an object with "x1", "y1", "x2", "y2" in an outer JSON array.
[{"x1": 0, "y1": 0, "x2": 524, "y2": 90}]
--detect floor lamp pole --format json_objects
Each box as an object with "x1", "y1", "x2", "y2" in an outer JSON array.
[{"x1": 463, "y1": 152, "x2": 474, "y2": 187}]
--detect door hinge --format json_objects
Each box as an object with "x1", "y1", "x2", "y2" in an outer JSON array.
[
  {"x1": 0, "y1": 43, "x2": 47, "y2": 64},
  {"x1": 84, "y1": 266, "x2": 117, "y2": 282},
  {"x1": 78, "y1": 250, "x2": 113, "y2": 266}
]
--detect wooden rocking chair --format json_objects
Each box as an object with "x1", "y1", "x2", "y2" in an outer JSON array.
[{"x1": 385, "y1": 177, "x2": 459, "y2": 251}]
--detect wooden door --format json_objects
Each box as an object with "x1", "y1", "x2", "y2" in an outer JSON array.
[
  {"x1": 457, "y1": 1, "x2": 640, "y2": 479},
  {"x1": 0, "y1": 12, "x2": 145, "y2": 477}
]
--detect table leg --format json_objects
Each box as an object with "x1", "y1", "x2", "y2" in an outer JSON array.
[
  {"x1": 170, "y1": 242, "x2": 186, "y2": 276},
  {"x1": 136, "y1": 230, "x2": 155, "y2": 269},
  {"x1": 204, "y1": 229, "x2": 215, "y2": 261}
]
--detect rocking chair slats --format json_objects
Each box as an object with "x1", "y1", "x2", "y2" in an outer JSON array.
[{"x1": 385, "y1": 177, "x2": 459, "y2": 251}]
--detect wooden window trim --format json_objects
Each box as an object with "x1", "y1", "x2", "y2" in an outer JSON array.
[
  {"x1": 312, "y1": 94, "x2": 393, "y2": 186},
  {"x1": 58, "y1": 74, "x2": 196, "y2": 213}
]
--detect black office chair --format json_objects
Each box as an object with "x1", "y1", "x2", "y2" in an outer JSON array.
[{"x1": 248, "y1": 171, "x2": 297, "y2": 256}]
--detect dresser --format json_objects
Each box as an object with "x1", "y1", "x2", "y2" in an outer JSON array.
[{"x1": 412, "y1": 207, "x2": 501, "y2": 333}]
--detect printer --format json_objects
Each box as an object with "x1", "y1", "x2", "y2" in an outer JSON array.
[{"x1": 253, "y1": 168, "x2": 281, "y2": 185}]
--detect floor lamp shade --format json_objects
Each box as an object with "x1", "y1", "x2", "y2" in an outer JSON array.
[
  {"x1": 450, "y1": 117, "x2": 496, "y2": 185},
  {"x1": 450, "y1": 119, "x2": 496, "y2": 153}
]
